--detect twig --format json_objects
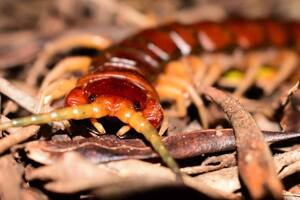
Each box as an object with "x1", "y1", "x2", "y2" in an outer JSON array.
[
  {"x1": 181, "y1": 153, "x2": 236, "y2": 175},
  {"x1": 0, "y1": 122, "x2": 39, "y2": 154},
  {"x1": 25, "y1": 129, "x2": 300, "y2": 164},
  {"x1": 0, "y1": 77, "x2": 38, "y2": 113},
  {"x1": 203, "y1": 87, "x2": 283, "y2": 199},
  {"x1": 24, "y1": 129, "x2": 300, "y2": 165}
]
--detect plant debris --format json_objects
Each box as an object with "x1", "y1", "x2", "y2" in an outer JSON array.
[
  {"x1": 203, "y1": 87, "x2": 283, "y2": 199},
  {"x1": 280, "y1": 82, "x2": 300, "y2": 132},
  {"x1": 23, "y1": 129, "x2": 300, "y2": 165},
  {"x1": 0, "y1": 1, "x2": 300, "y2": 200}
]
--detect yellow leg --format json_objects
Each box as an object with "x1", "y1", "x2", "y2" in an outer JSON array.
[
  {"x1": 264, "y1": 50, "x2": 298, "y2": 95},
  {"x1": 182, "y1": 56, "x2": 208, "y2": 92},
  {"x1": 164, "y1": 60, "x2": 191, "y2": 79},
  {"x1": 158, "y1": 112, "x2": 169, "y2": 136},
  {"x1": 26, "y1": 34, "x2": 111, "y2": 86},
  {"x1": 40, "y1": 56, "x2": 92, "y2": 90},
  {"x1": 155, "y1": 85, "x2": 187, "y2": 118},
  {"x1": 157, "y1": 74, "x2": 208, "y2": 128},
  {"x1": 234, "y1": 52, "x2": 262, "y2": 96},
  {"x1": 200, "y1": 59, "x2": 224, "y2": 92},
  {"x1": 116, "y1": 125, "x2": 131, "y2": 138},
  {"x1": 37, "y1": 78, "x2": 77, "y2": 113},
  {"x1": 90, "y1": 118, "x2": 106, "y2": 135},
  {"x1": 37, "y1": 56, "x2": 93, "y2": 112},
  {"x1": 0, "y1": 97, "x2": 181, "y2": 180}
]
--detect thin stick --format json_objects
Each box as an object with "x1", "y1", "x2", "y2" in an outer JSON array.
[
  {"x1": 203, "y1": 87, "x2": 283, "y2": 199},
  {"x1": 0, "y1": 77, "x2": 38, "y2": 113}
]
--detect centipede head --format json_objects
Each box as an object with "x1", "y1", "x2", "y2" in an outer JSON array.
[
  {"x1": 0, "y1": 85, "x2": 180, "y2": 181},
  {"x1": 63, "y1": 70, "x2": 181, "y2": 179},
  {"x1": 65, "y1": 70, "x2": 164, "y2": 129}
]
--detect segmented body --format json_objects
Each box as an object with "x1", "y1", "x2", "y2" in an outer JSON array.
[
  {"x1": 1, "y1": 19, "x2": 300, "y2": 179},
  {"x1": 66, "y1": 19, "x2": 300, "y2": 128}
]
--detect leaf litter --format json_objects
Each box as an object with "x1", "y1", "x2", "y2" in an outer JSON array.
[{"x1": 0, "y1": 1, "x2": 300, "y2": 199}]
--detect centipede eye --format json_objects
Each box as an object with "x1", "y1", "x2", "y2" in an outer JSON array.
[
  {"x1": 88, "y1": 94, "x2": 97, "y2": 102},
  {"x1": 133, "y1": 101, "x2": 141, "y2": 111}
]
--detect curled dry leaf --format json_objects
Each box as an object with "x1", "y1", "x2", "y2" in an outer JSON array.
[
  {"x1": 284, "y1": 192, "x2": 300, "y2": 200},
  {"x1": 0, "y1": 155, "x2": 24, "y2": 200},
  {"x1": 26, "y1": 152, "x2": 121, "y2": 194},
  {"x1": 24, "y1": 129, "x2": 300, "y2": 165},
  {"x1": 0, "y1": 122, "x2": 39, "y2": 154},
  {"x1": 288, "y1": 184, "x2": 300, "y2": 198},
  {"x1": 280, "y1": 82, "x2": 300, "y2": 132},
  {"x1": 203, "y1": 87, "x2": 283, "y2": 199},
  {"x1": 278, "y1": 160, "x2": 300, "y2": 179},
  {"x1": 181, "y1": 153, "x2": 237, "y2": 175},
  {"x1": 194, "y1": 148, "x2": 300, "y2": 195},
  {"x1": 25, "y1": 147, "x2": 299, "y2": 199},
  {"x1": 275, "y1": 148, "x2": 300, "y2": 173},
  {"x1": 25, "y1": 152, "x2": 237, "y2": 199},
  {"x1": 195, "y1": 166, "x2": 240, "y2": 195}
]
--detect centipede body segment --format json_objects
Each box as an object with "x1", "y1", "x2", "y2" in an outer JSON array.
[{"x1": 1, "y1": 19, "x2": 300, "y2": 180}]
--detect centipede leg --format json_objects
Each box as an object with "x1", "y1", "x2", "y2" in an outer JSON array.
[
  {"x1": 37, "y1": 56, "x2": 93, "y2": 113},
  {"x1": 199, "y1": 57, "x2": 224, "y2": 91},
  {"x1": 181, "y1": 56, "x2": 208, "y2": 92},
  {"x1": 264, "y1": 50, "x2": 298, "y2": 95},
  {"x1": 155, "y1": 85, "x2": 187, "y2": 118},
  {"x1": 158, "y1": 112, "x2": 169, "y2": 136},
  {"x1": 157, "y1": 74, "x2": 208, "y2": 128},
  {"x1": 40, "y1": 56, "x2": 92, "y2": 90},
  {"x1": 116, "y1": 125, "x2": 131, "y2": 138},
  {"x1": 37, "y1": 78, "x2": 77, "y2": 112},
  {"x1": 234, "y1": 52, "x2": 262, "y2": 96},
  {"x1": 90, "y1": 118, "x2": 106, "y2": 135},
  {"x1": 26, "y1": 35, "x2": 111, "y2": 86}
]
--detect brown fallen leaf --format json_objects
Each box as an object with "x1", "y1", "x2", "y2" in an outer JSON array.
[
  {"x1": 23, "y1": 148, "x2": 300, "y2": 199},
  {"x1": 25, "y1": 152, "x2": 237, "y2": 199},
  {"x1": 24, "y1": 129, "x2": 300, "y2": 165},
  {"x1": 194, "y1": 148, "x2": 300, "y2": 195},
  {"x1": 203, "y1": 87, "x2": 283, "y2": 199},
  {"x1": 280, "y1": 82, "x2": 300, "y2": 132}
]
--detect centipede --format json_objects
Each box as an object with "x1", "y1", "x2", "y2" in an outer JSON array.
[{"x1": 0, "y1": 19, "x2": 299, "y2": 181}]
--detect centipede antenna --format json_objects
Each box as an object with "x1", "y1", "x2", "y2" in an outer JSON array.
[
  {"x1": 0, "y1": 103, "x2": 109, "y2": 130},
  {"x1": 0, "y1": 99, "x2": 182, "y2": 182},
  {"x1": 131, "y1": 113, "x2": 182, "y2": 182},
  {"x1": 116, "y1": 105, "x2": 183, "y2": 182}
]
